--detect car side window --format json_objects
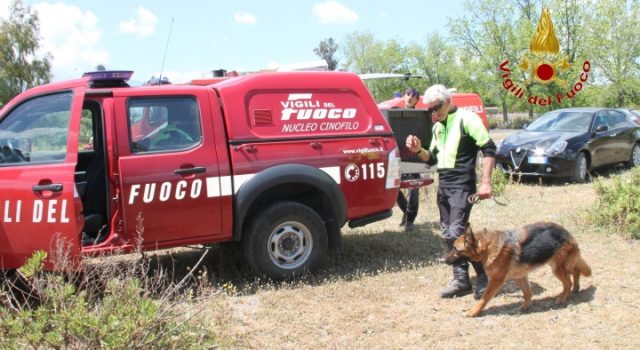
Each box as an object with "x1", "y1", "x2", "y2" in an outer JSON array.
[
  {"x1": 0, "y1": 92, "x2": 73, "y2": 165},
  {"x1": 127, "y1": 96, "x2": 202, "y2": 153},
  {"x1": 592, "y1": 112, "x2": 609, "y2": 131},
  {"x1": 608, "y1": 110, "x2": 627, "y2": 128}
]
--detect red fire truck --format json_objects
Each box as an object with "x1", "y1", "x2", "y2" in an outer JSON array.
[{"x1": 0, "y1": 70, "x2": 402, "y2": 279}]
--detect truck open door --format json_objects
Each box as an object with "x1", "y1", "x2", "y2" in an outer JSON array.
[
  {"x1": 0, "y1": 86, "x2": 85, "y2": 270},
  {"x1": 382, "y1": 108, "x2": 435, "y2": 188}
]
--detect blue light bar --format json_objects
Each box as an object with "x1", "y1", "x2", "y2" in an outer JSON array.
[{"x1": 82, "y1": 70, "x2": 134, "y2": 82}]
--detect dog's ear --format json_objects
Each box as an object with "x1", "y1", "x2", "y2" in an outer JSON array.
[{"x1": 464, "y1": 223, "x2": 476, "y2": 246}]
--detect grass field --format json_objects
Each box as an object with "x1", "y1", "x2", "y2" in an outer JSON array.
[{"x1": 136, "y1": 129, "x2": 640, "y2": 349}]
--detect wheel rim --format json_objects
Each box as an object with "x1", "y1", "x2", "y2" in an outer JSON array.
[
  {"x1": 633, "y1": 145, "x2": 640, "y2": 166},
  {"x1": 267, "y1": 221, "x2": 313, "y2": 270},
  {"x1": 578, "y1": 155, "x2": 587, "y2": 181}
]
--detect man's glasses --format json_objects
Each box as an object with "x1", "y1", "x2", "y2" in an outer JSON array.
[{"x1": 427, "y1": 101, "x2": 444, "y2": 113}]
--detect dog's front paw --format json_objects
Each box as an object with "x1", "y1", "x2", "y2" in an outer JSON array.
[
  {"x1": 555, "y1": 295, "x2": 568, "y2": 305},
  {"x1": 520, "y1": 301, "x2": 531, "y2": 311}
]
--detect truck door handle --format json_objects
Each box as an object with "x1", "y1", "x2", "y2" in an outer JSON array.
[
  {"x1": 32, "y1": 183, "x2": 63, "y2": 193},
  {"x1": 174, "y1": 166, "x2": 206, "y2": 175}
]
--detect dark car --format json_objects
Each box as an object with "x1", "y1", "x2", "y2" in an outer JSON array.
[
  {"x1": 496, "y1": 108, "x2": 640, "y2": 183},
  {"x1": 616, "y1": 108, "x2": 640, "y2": 125}
]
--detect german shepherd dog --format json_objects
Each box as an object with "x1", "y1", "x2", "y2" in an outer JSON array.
[{"x1": 445, "y1": 222, "x2": 591, "y2": 317}]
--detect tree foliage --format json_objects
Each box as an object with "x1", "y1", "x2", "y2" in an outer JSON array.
[
  {"x1": 338, "y1": 0, "x2": 640, "y2": 118},
  {"x1": 0, "y1": 0, "x2": 52, "y2": 105},
  {"x1": 585, "y1": 0, "x2": 640, "y2": 107},
  {"x1": 341, "y1": 31, "x2": 408, "y2": 101},
  {"x1": 313, "y1": 37, "x2": 340, "y2": 71},
  {"x1": 449, "y1": 0, "x2": 524, "y2": 122}
]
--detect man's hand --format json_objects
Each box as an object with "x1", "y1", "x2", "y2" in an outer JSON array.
[
  {"x1": 405, "y1": 135, "x2": 422, "y2": 153},
  {"x1": 478, "y1": 157, "x2": 495, "y2": 199},
  {"x1": 477, "y1": 182, "x2": 493, "y2": 199}
]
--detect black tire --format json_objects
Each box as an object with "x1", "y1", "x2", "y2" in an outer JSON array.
[
  {"x1": 625, "y1": 143, "x2": 640, "y2": 168},
  {"x1": 571, "y1": 152, "x2": 589, "y2": 183},
  {"x1": 242, "y1": 201, "x2": 327, "y2": 280}
]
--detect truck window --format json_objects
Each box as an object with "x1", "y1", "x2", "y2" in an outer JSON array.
[
  {"x1": 0, "y1": 92, "x2": 73, "y2": 165},
  {"x1": 79, "y1": 109, "x2": 94, "y2": 151},
  {"x1": 127, "y1": 96, "x2": 202, "y2": 153}
]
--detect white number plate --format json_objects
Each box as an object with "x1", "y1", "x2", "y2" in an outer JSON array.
[{"x1": 528, "y1": 156, "x2": 548, "y2": 164}]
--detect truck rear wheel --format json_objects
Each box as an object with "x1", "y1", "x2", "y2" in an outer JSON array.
[{"x1": 243, "y1": 201, "x2": 327, "y2": 280}]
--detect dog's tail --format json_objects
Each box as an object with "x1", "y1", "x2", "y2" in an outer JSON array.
[
  {"x1": 566, "y1": 242, "x2": 592, "y2": 277},
  {"x1": 575, "y1": 255, "x2": 592, "y2": 277}
]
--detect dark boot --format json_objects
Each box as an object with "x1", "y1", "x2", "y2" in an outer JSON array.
[
  {"x1": 440, "y1": 263, "x2": 473, "y2": 298},
  {"x1": 472, "y1": 261, "x2": 488, "y2": 300},
  {"x1": 404, "y1": 221, "x2": 415, "y2": 232},
  {"x1": 399, "y1": 212, "x2": 407, "y2": 227},
  {"x1": 404, "y1": 211, "x2": 416, "y2": 232}
]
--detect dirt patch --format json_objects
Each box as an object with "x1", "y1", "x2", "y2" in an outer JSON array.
[{"x1": 203, "y1": 173, "x2": 640, "y2": 349}]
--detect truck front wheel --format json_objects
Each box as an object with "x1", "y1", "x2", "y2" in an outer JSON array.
[{"x1": 243, "y1": 201, "x2": 327, "y2": 280}]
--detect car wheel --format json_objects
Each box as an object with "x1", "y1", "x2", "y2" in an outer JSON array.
[
  {"x1": 571, "y1": 152, "x2": 589, "y2": 183},
  {"x1": 625, "y1": 143, "x2": 640, "y2": 168},
  {"x1": 243, "y1": 201, "x2": 327, "y2": 280}
]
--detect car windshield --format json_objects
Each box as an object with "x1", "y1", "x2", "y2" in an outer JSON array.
[{"x1": 525, "y1": 111, "x2": 592, "y2": 132}]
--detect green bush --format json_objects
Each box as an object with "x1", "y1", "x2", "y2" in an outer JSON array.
[
  {"x1": 510, "y1": 116, "x2": 530, "y2": 129},
  {"x1": 491, "y1": 166, "x2": 509, "y2": 197},
  {"x1": 589, "y1": 167, "x2": 640, "y2": 239},
  {"x1": 0, "y1": 251, "x2": 220, "y2": 349},
  {"x1": 487, "y1": 118, "x2": 500, "y2": 129}
]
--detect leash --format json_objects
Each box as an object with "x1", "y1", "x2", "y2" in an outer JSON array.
[{"x1": 467, "y1": 193, "x2": 509, "y2": 206}]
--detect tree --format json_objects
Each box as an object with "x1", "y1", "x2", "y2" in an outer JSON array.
[
  {"x1": 583, "y1": 0, "x2": 640, "y2": 107},
  {"x1": 341, "y1": 31, "x2": 407, "y2": 101},
  {"x1": 313, "y1": 37, "x2": 339, "y2": 71},
  {"x1": 0, "y1": 0, "x2": 51, "y2": 105},
  {"x1": 406, "y1": 33, "x2": 457, "y2": 88},
  {"x1": 449, "y1": 0, "x2": 522, "y2": 123}
]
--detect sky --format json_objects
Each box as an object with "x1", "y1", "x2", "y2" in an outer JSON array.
[{"x1": 0, "y1": 0, "x2": 465, "y2": 84}]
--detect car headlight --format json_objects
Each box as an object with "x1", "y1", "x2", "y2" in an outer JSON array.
[
  {"x1": 544, "y1": 140, "x2": 567, "y2": 156},
  {"x1": 497, "y1": 138, "x2": 509, "y2": 152}
]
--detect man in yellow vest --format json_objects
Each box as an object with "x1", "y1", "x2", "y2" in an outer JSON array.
[{"x1": 406, "y1": 84, "x2": 496, "y2": 299}]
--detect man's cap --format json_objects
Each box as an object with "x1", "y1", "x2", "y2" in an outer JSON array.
[
  {"x1": 423, "y1": 84, "x2": 450, "y2": 106},
  {"x1": 404, "y1": 87, "x2": 419, "y2": 97}
]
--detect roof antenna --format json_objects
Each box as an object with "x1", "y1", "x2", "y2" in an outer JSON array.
[{"x1": 158, "y1": 17, "x2": 174, "y2": 84}]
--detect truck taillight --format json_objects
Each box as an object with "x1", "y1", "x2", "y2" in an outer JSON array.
[{"x1": 386, "y1": 147, "x2": 401, "y2": 189}]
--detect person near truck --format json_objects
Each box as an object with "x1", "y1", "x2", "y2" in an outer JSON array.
[
  {"x1": 405, "y1": 84, "x2": 496, "y2": 299},
  {"x1": 396, "y1": 87, "x2": 421, "y2": 232}
]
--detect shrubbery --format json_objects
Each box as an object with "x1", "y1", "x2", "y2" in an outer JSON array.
[
  {"x1": 510, "y1": 116, "x2": 530, "y2": 129},
  {"x1": 0, "y1": 249, "x2": 221, "y2": 349},
  {"x1": 491, "y1": 166, "x2": 509, "y2": 197},
  {"x1": 487, "y1": 118, "x2": 500, "y2": 129},
  {"x1": 589, "y1": 167, "x2": 640, "y2": 239}
]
